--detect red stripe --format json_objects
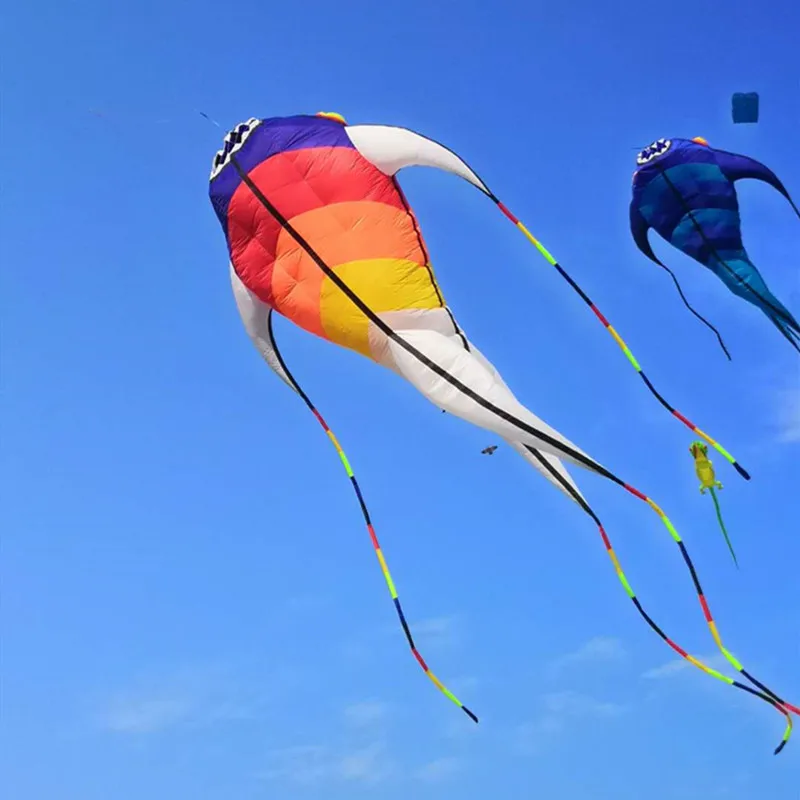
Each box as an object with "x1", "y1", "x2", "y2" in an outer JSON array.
[
  {"x1": 672, "y1": 410, "x2": 696, "y2": 429},
  {"x1": 367, "y1": 524, "x2": 380, "y2": 550},
  {"x1": 496, "y1": 201, "x2": 519, "y2": 224},
  {"x1": 598, "y1": 525, "x2": 612, "y2": 551},
  {"x1": 666, "y1": 639, "x2": 689, "y2": 658},
  {"x1": 624, "y1": 484, "x2": 648, "y2": 502},
  {"x1": 590, "y1": 305, "x2": 610, "y2": 327},
  {"x1": 412, "y1": 649, "x2": 429, "y2": 671},
  {"x1": 698, "y1": 595, "x2": 713, "y2": 623},
  {"x1": 311, "y1": 409, "x2": 329, "y2": 430}
]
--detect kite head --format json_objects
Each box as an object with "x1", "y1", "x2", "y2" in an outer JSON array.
[
  {"x1": 636, "y1": 138, "x2": 673, "y2": 166},
  {"x1": 689, "y1": 441, "x2": 709, "y2": 459},
  {"x1": 634, "y1": 137, "x2": 717, "y2": 174}
]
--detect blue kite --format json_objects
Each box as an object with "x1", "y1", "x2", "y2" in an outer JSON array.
[{"x1": 630, "y1": 137, "x2": 800, "y2": 353}]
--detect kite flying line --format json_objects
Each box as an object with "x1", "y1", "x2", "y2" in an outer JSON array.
[{"x1": 230, "y1": 154, "x2": 795, "y2": 751}]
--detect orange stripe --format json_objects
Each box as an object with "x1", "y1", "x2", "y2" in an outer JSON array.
[{"x1": 277, "y1": 201, "x2": 426, "y2": 269}]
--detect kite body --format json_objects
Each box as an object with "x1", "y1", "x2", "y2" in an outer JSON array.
[
  {"x1": 210, "y1": 113, "x2": 597, "y2": 500},
  {"x1": 630, "y1": 137, "x2": 800, "y2": 349}
]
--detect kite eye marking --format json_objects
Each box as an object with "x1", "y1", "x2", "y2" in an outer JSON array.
[
  {"x1": 636, "y1": 138, "x2": 672, "y2": 166},
  {"x1": 209, "y1": 117, "x2": 261, "y2": 180}
]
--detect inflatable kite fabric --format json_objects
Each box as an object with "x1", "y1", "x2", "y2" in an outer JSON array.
[
  {"x1": 209, "y1": 112, "x2": 798, "y2": 751},
  {"x1": 630, "y1": 137, "x2": 800, "y2": 352}
]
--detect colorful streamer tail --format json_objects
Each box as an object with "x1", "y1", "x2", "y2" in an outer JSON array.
[
  {"x1": 525, "y1": 446, "x2": 793, "y2": 755},
  {"x1": 490, "y1": 199, "x2": 750, "y2": 482},
  {"x1": 267, "y1": 326, "x2": 477, "y2": 724}
]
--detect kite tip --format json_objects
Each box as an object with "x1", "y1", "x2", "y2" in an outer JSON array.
[
  {"x1": 733, "y1": 463, "x2": 751, "y2": 481},
  {"x1": 774, "y1": 739, "x2": 788, "y2": 756},
  {"x1": 462, "y1": 706, "x2": 479, "y2": 724}
]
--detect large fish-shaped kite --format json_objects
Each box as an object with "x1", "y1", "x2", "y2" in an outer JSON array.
[
  {"x1": 630, "y1": 137, "x2": 800, "y2": 351},
  {"x1": 208, "y1": 113, "x2": 796, "y2": 749}
]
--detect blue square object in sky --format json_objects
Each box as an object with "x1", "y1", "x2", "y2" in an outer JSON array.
[{"x1": 732, "y1": 92, "x2": 759, "y2": 123}]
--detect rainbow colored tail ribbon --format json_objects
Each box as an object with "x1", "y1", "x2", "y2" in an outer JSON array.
[
  {"x1": 524, "y1": 447, "x2": 794, "y2": 754},
  {"x1": 492, "y1": 201, "x2": 750, "y2": 482},
  {"x1": 266, "y1": 331, "x2": 478, "y2": 723},
  {"x1": 309, "y1": 406, "x2": 478, "y2": 722}
]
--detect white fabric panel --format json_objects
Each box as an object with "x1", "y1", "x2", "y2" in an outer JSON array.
[
  {"x1": 345, "y1": 124, "x2": 490, "y2": 193},
  {"x1": 466, "y1": 342, "x2": 585, "y2": 504},
  {"x1": 385, "y1": 326, "x2": 605, "y2": 476},
  {"x1": 229, "y1": 263, "x2": 297, "y2": 393}
]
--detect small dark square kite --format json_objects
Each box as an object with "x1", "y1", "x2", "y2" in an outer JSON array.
[{"x1": 732, "y1": 92, "x2": 759, "y2": 123}]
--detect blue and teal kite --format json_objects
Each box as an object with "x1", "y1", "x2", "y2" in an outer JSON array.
[{"x1": 630, "y1": 137, "x2": 800, "y2": 353}]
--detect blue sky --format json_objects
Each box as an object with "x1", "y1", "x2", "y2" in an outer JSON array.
[{"x1": 2, "y1": 0, "x2": 799, "y2": 797}]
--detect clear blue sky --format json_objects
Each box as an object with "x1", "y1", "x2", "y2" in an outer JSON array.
[{"x1": 2, "y1": 1, "x2": 799, "y2": 797}]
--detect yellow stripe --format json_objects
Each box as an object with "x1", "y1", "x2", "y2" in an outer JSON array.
[
  {"x1": 428, "y1": 671, "x2": 445, "y2": 692},
  {"x1": 375, "y1": 550, "x2": 398, "y2": 598},
  {"x1": 425, "y1": 670, "x2": 465, "y2": 710},
  {"x1": 687, "y1": 655, "x2": 708, "y2": 672},
  {"x1": 645, "y1": 498, "x2": 663, "y2": 516},
  {"x1": 326, "y1": 432, "x2": 354, "y2": 477},
  {"x1": 645, "y1": 500, "x2": 682, "y2": 543},
  {"x1": 607, "y1": 550, "x2": 635, "y2": 597},
  {"x1": 708, "y1": 621, "x2": 723, "y2": 650},
  {"x1": 607, "y1": 326, "x2": 641, "y2": 370},
  {"x1": 684, "y1": 656, "x2": 732, "y2": 683},
  {"x1": 516, "y1": 222, "x2": 557, "y2": 265},
  {"x1": 694, "y1": 427, "x2": 735, "y2": 463}
]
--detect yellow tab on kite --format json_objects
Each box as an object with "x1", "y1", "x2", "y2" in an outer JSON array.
[{"x1": 316, "y1": 111, "x2": 347, "y2": 124}]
